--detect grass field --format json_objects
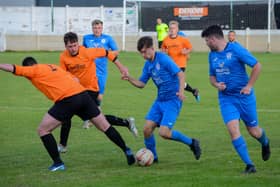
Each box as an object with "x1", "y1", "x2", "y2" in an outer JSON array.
[{"x1": 0, "y1": 51, "x2": 279, "y2": 187}]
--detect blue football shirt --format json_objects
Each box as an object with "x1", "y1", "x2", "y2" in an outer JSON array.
[
  {"x1": 83, "y1": 34, "x2": 118, "y2": 76},
  {"x1": 139, "y1": 52, "x2": 181, "y2": 101},
  {"x1": 208, "y1": 42, "x2": 258, "y2": 96}
]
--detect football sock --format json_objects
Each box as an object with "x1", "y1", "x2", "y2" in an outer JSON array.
[
  {"x1": 171, "y1": 130, "x2": 192, "y2": 145},
  {"x1": 256, "y1": 128, "x2": 269, "y2": 146},
  {"x1": 144, "y1": 134, "x2": 158, "y2": 160},
  {"x1": 104, "y1": 126, "x2": 127, "y2": 152},
  {"x1": 105, "y1": 114, "x2": 129, "y2": 127},
  {"x1": 40, "y1": 134, "x2": 63, "y2": 164},
  {"x1": 60, "y1": 120, "x2": 71, "y2": 147},
  {"x1": 232, "y1": 136, "x2": 253, "y2": 165},
  {"x1": 184, "y1": 83, "x2": 195, "y2": 93}
]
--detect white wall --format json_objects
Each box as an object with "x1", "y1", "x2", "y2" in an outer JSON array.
[{"x1": 0, "y1": 6, "x2": 138, "y2": 35}]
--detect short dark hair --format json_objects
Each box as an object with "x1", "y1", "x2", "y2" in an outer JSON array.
[
  {"x1": 63, "y1": 32, "x2": 78, "y2": 45},
  {"x1": 92, "y1": 19, "x2": 103, "y2": 26},
  {"x1": 22, "y1": 56, "x2": 37, "y2": 66},
  {"x1": 228, "y1": 30, "x2": 236, "y2": 34},
  {"x1": 137, "y1": 36, "x2": 153, "y2": 51},
  {"x1": 201, "y1": 25, "x2": 224, "y2": 39}
]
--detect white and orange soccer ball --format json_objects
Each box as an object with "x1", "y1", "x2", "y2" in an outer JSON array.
[{"x1": 135, "y1": 148, "x2": 154, "y2": 166}]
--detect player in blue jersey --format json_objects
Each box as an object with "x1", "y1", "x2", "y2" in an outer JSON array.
[
  {"x1": 83, "y1": 19, "x2": 118, "y2": 102},
  {"x1": 201, "y1": 25, "x2": 270, "y2": 174},
  {"x1": 79, "y1": 19, "x2": 138, "y2": 136},
  {"x1": 122, "y1": 36, "x2": 201, "y2": 163}
]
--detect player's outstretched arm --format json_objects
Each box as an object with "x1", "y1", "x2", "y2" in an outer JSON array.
[
  {"x1": 0, "y1": 64, "x2": 15, "y2": 73},
  {"x1": 122, "y1": 75, "x2": 145, "y2": 88},
  {"x1": 112, "y1": 59, "x2": 129, "y2": 77}
]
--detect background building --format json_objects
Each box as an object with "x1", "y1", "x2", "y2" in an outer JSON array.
[{"x1": 0, "y1": 0, "x2": 279, "y2": 52}]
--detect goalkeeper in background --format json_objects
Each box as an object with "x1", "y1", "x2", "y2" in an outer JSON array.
[{"x1": 155, "y1": 18, "x2": 168, "y2": 49}]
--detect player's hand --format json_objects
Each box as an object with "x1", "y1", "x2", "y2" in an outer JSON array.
[
  {"x1": 216, "y1": 82, "x2": 226, "y2": 91},
  {"x1": 122, "y1": 74, "x2": 129, "y2": 81},
  {"x1": 176, "y1": 92, "x2": 185, "y2": 101},
  {"x1": 119, "y1": 65, "x2": 129, "y2": 77},
  {"x1": 240, "y1": 86, "x2": 252, "y2": 95}
]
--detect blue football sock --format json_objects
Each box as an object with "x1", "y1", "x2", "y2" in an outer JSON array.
[
  {"x1": 256, "y1": 129, "x2": 269, "y2": 146},
  {"x1": 144, "y1": 134, "x2": 158, "y2": 159},
  {"x1": 171, "y1": 130, "x2": 192, "y2": 145},
  {"x1": 232, "y1": 136, "x2": 253, "y2": 165}
]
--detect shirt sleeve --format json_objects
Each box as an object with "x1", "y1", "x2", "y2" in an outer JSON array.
[
  {"x1": 139, "y1": 62, "x2": 150, "y2": 84},
  {"x1": 183, "y1": 38, "x2": 192, "y2": 50},
  {"x1": 108, "y1": 36, "x2": 118, "y2": 51},
  {"x1": 208, "y1": 53, "x2": 216, "y2": 76},
  {"x1": 86, "y1": 48, "x2": 117, "y2": 62},
  {"x1": 234, "y1": 43, "x2": 258, "y2": 67},
  {"x1": 14, "y1": 65, "x2": 37, "y2": 78}
]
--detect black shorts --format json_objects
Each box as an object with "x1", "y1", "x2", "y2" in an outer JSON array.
[
  {"x1": 87, "y1": 90, "x2": 99, "y2": 105},
  {"x1": 48, "y1": 91, "x2": 100, "y2": 122}
]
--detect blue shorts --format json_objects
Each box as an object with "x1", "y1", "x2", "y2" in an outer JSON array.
[
  {"x1": 97, "y1": 74, "x2": 108, "y2": 95},
  {"x1": 145, "y1": 98, "x2": 182, "y2": 129},
  {"x1": 219, "y1": 94, "x2": 258, "y2": 127}
]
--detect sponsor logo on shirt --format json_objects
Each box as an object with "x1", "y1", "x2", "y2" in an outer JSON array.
[{"x1": 226, "y1": 52, "x2": 232, "y2": 60}]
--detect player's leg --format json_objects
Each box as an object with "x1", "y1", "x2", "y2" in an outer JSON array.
[
  {"x1": 226, "y1": 120, "x2": 256, "y2": 173},
  {"x1": 58, "y1": 120, "x2": 71, "y2": 153},
  {"x1": 97, "y1": 74, "x2": 106, "y2": 106},
  {"x1": 38, "y1": 112, "x2": 65, "y2": 171},
  {"x1": 180, "y1": 68, "x2": 200, "y2": 102},
  {"x1": 158, "y1": 99, "x2": 201, "y2": 160},
  {"x1": 221, "y1": 97, "x2": 255, "y2": 173},
  {"x1": 82, "y1": 90, "x2": 100, "y2": 129},
  {"x1": 240, "y1": 96, "x2": 270, "y2": 161},
  {"x1": 98, "y1": 75, "x2": 138, "y2": 136},
  {"x1": 80, "y1": 93, "x2": 135, "y2": 165},
  {"x1": 85, "y1": 88, "x2": 138, "y2": 136},
  {"x1": 90, "y1": 113, "x2": 135, "y2": 165},
  {"x1": 144, "y1": 101, "x2": 161, "y2": 162},
  {"x1": 105, "y1": 115, "x2": 138, "y2": 137},
  {"x1": 144, "y1": 120, "x2": 158, "y2": 163},
  {"x1": 185, "y1": 82, "x2": 200, "y2": 102},
  {"x1": 247, "y1": 126, "x2": 270, "y2": 161}
]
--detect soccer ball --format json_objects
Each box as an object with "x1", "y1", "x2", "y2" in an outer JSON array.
[{"x1": 135, "y1": 148, "x2": 154, "y2": 166}]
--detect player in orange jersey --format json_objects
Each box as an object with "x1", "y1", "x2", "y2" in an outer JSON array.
[
  {"x1": 58, "y1": 32, "x2": 138, "y2": 153},
  {"x1": 0, "y1": 57, "x2": 135, "y2": 171},
  {"x1": 162, "y1": 21, "x2": 200, "y2": 102}
]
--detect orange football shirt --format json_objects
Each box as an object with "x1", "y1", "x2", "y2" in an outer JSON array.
[
  {"x1": 162, "y1": 36, "x2": 192, "y2": 68},
  {"x1": 14, "y1": 64, "x2": 86, "y2": 102},
  {"x1": 60, "y1": 46, "x2": 116, "y2": 92}
]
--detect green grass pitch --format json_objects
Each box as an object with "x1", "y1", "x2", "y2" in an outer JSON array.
[{"x1": 0, "y1": 51, "x2": 279, "y2": 187}]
